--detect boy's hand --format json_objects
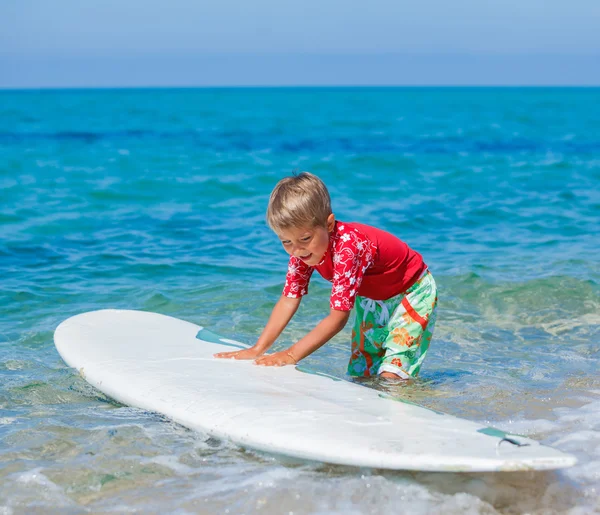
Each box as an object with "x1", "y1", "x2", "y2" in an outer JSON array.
[
  {"x1": 254, "y1": 350, "x2": 298, "y2": 367},
  {"x1": 214, "y1": 347, "x2": 264, "y2": 360}
]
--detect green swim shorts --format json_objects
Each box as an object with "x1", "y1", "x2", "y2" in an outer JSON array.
[{"x1": 347, "y1": 270, "x2": 438, "y2": 379}]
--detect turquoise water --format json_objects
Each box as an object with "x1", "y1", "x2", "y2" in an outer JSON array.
[{"x1": 1, "y1": 88, "x2": 599, "y2": 513}]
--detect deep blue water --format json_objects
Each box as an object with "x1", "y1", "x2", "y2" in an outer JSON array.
[{"x1": 1, "y1": 88, "x2": 599, "y2": 513}]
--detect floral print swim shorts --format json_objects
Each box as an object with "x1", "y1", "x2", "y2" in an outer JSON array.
[{"x1": 347, "y1": 270, "x2": 438, "y2": 379}]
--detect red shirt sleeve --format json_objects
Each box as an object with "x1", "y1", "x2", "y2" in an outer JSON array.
[
  {"x1": 282, "y1": 256, "x2": 314, "y2": 299},
  {"x1": 330, "y1": 226, "x2": 375, "y2": 311}
]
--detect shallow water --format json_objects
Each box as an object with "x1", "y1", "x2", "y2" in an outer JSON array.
[{"x1": 1, "y1": 88, "x2": 599, "y2": 514}]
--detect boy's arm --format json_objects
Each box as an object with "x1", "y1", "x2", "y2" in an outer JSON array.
[
  {"x1": 254, "y1": 309, "x2": 350, "y2": 366},
  {"x1": 213, "y1": 295, "x2": 301, "y2": 359}
]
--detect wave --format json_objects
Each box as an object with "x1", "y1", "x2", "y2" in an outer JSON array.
[{"x1": 1, "y1": 129, "x2": 599, "y2": 155}]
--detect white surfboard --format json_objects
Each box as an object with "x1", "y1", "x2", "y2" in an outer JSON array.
[{"x1": 54, "y1": 310, "x2": 576, "y2": 472}]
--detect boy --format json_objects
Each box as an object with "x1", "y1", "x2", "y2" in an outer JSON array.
[{"x1": 215, "y1": 172, "x2": 437, "y2": 379}]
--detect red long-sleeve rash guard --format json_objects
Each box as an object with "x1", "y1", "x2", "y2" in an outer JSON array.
[{"x1": 282, "y1": 221, "x2": 427, "y2": 311}]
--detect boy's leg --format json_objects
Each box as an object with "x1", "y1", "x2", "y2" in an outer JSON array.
[
  {"x1": 378, "y1": 271, "x2": 438, "y2": 379},
  {"x1": 347, "y1": 297, "x2": 391, "y2": 377},
  {"x1": 380, "y1": 371, "x2": 404, "y2": 379}
]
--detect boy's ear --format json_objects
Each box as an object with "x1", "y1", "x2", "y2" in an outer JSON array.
[{"x1": 327, "y1": 213, "x2": 336, "y2": 232}]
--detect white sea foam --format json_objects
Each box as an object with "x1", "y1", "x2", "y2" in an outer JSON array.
[{"x1": 1, "y1": 468, "x2": 78, "y2": 510}]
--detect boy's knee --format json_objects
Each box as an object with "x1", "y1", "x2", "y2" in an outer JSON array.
[{"x1": 379, "y1": 371, "x2": 408, "y2": 380}]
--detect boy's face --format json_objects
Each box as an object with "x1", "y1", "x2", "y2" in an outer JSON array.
[{"x1": 278, "y1": 214, "x2": 335, "y2": 266}]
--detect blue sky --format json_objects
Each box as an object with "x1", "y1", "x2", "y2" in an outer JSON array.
[{"x1": 1, "y1": 0, "x2": 599, "y2": 87}]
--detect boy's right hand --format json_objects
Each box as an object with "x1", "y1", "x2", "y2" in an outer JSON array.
[{"x1": 213, "y1": 346, "x2": 264, "y2": 360}]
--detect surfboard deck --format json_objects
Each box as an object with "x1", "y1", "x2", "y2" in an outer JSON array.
[{"x1": 54, "y1": 309, "x2": 576, "y2": 472}]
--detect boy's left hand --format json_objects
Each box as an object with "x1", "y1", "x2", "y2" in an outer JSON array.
[{"x1": 254, "y1": 350, "x2": 297, "y2": 367}]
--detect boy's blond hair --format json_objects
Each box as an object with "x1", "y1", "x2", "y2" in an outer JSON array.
[{"x1": 267, "y1": 172, "x2": 332, "y2": 232}]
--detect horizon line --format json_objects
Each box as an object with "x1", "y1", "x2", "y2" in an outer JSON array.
[{"x1": 2, "y1": 85, "x2": 600, "y2": 92}]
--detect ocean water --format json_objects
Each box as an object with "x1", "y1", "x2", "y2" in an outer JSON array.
[{"x1": 0, "y1": 87, "x2": 599, "y2": 514}]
